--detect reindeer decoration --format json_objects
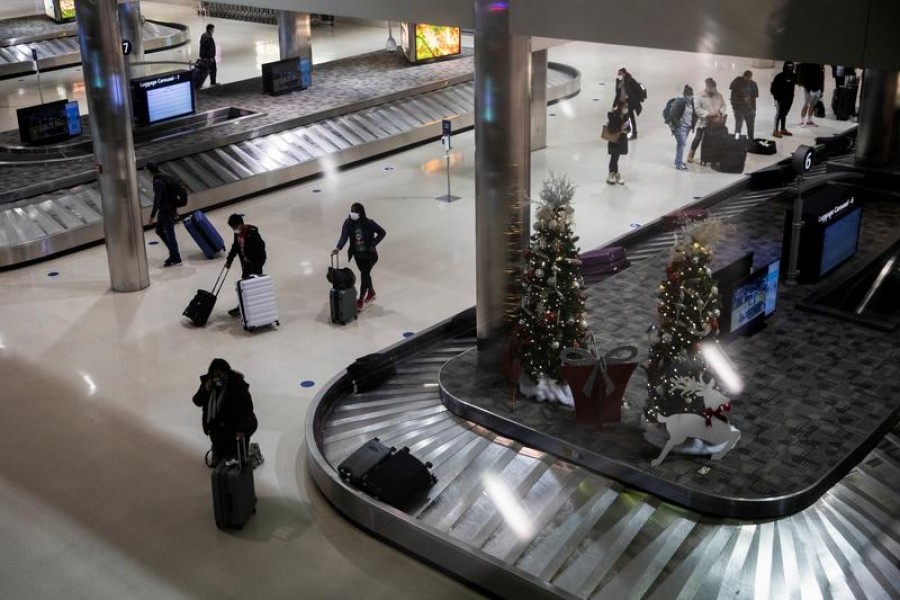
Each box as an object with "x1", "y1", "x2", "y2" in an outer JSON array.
[{"x1": 650, "y1": 374, "x2": 741, "y2": 467}]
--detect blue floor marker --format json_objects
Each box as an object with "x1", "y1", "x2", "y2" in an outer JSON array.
[
  {"x1": 402, "y1": 331, "x2": 415, "y2": 339},
  {"x1": 48, "y1": 271, "x2": 59, "y2": 277},
  {"x1": 300, "y1": 380, "x2": 316, "y2": 388}
]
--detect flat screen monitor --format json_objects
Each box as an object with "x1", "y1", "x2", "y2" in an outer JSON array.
[
  {"x1": 130, "y1": 71, "x2": 195, "y2": 125},
  {"x1": 820, "y1": 207, "x2": 862, "y2": 277},
  {"x1": 261, "y1": 57, "x2": 306, "y2": 96},
  {"x1": 764, "y1": 259, "x2": 780, "y2": 316},
  {"x1": 16, "y1": 99, "x2": 82, "y2": 145},
  {"x1": 415, "y1": 24, "x2": 461, "y2": 61},
  {"x1": 730, "y1": 270, "x2": 768, "y2": 333},
  {"x1": 713, "y1": 252, "x2": 753, "y2": 291}
]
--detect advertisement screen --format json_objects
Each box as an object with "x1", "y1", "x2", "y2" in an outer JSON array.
[
  {"x1": 16, "y1": 99, "x2": 81, "y2": 145},
  {"x1": 730, "y1": 272, "x2": 767, "y2": 333},
  {"x1": 65, "y1": 101, "x2": 81, "y2": 136},
  {"x1": 261, "y1": 57, "x2": 306, "y2": 96},
  {"x1": 414, "y1": 24, "x2": 461, "y2": 61},
  {"x1": 59, "y1": 0, "x2": 75, "y2": 20},
  {"x1": 820, "y1": 207, "x2": 862, "y2": 277},
  {"x1": 764, "y1": 259, "x2": 780, "y2": 316}
]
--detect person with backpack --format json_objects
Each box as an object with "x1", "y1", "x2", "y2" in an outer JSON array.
[
  {"x1": 663, "y1": 85, "x2": 698, "y2": 170},
  {"x1": 770, "y1": 61, "x2": 796, "y2": 138},
  {"x1": 729, "y1": 70, "x2": 758, "y2": 141},
  {"x1": 147, "y1": 161, "x2": 182, "y2": 267},
  {"x1": 332, "y1": 202, "x2": 386, "y2": 312},
  {"x1": 225, "y1": 214, "x2": 267, "y2": 316},
  {"x1": 613, "y1": 68, "x2": 645, "y2": 140}
]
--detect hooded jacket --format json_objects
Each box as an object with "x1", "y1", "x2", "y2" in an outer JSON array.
[{"x1": 770, "y1": 63, "x2": 797, "y2": 103}]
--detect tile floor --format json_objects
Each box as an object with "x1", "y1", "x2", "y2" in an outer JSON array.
[{"x1": 0, "y1": 1, "x2": 858, "y2": 598}]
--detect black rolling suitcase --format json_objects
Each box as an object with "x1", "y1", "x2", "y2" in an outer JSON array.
[
  {"x1": 700, "y1": 124, "x2": 728, "y2": 165},
  {"x1": 338, "y1": 438, "x2": 394, "y2": 487},
  {"x1": 183, "y1": 264, "x2": 229, "y2": 326},
  {"x1": 193, "y1": 58, "x2": 210, "y2": 90},
  {"x1": 211, "y1": 440, "x2": 256, "y2": 529},
  {"x1": 347, "y1": 353, "x2": 397, "y2": 393},
  {"x1": 714, "y1": 134, "x2": 748, "y2": 173},
  {"x1": 832, "y1": 87, "x2": 856, "y2": 121},
  {"x1": 328, "y1": 255, "x2": 357, "y2": 324},
  {"x1": 361, "y1": 447, "x2": 436, "y2": 509}
]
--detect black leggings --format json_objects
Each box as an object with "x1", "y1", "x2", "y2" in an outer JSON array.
[
  {"x1": 355, "y1": 253, "x2": 378, "y2": 300},
  {"x1": 775, "y1": 100, "x2": 792, "y2": 130},
  {"x1": 690, "y1": 126, "x2": 707, "y2": 152},
  {"x1": 608, "y1": 153, "x2": 620, "y2": 173}
]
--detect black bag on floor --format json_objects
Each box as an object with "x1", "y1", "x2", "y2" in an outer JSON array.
[
  {"x1": 183, "y1": 264, "x2": 229, "y2": 326},
  {"x1": 211, "y1": 440, "x2": 256, "y2": 529},
  {"x1": 747, "y1": 138, "x2": 777, "y2": 155},
  {"x1": 814, "y1": 99, "x2": 826, "y2": 118},
  {"x1": 347, "y1": 353, "x2": 397, "y2": 393},
  {"x1": 193, "y1": 58, "x2": 210, "y2": 90},
  {"x1": 815, "y1": 134, "x2": 854, "y2": 157},
  {"x1": 361, "y1": 447, "x2": 436, "y2": 509},
  {"x1": 714, "y1": 134, "x2": 748, "y2": 173},
  {"x1": 338, "y1": 438, "x2": 394, "y2": 487}
]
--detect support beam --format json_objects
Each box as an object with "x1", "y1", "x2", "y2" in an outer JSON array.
[
  {"x1": 856, "y1": 69, "x2": 900, "y2": 168},
  {"x1": 277, "y1": 10, "x2": 312, "y2": 63},
  {"x1": 117, "y1": 0, "x2": 145, "y2": 79},
  {"x1": 531, "y1": 49, "x2": 548, "y2": 151}
]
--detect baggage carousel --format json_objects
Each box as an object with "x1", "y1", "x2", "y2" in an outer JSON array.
[
  {"x1": 0, "y1": 15, "x2": 190, "y2": 79},
  {"x1": 306, "y1": 158, "x2": 900, "y2": 599},
  {"x1": 0, "y1": 53, "x2": 579, "y2": 268}
]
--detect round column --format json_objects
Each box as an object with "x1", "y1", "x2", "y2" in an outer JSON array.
[
  {"x1": 76, "y1": 0, "x2": 149, "y2": 292},
  {"x1": 474, "y1": 0, "x2": 531, "y2": 362},
  {"x1": 277, "y1": 10, "x2": 312, "y2": 62},
  {"x1": 856, "y1": 69, "x2": 900, "y2": 168},
  {"x1": 117, "y1": 0, "x2": 145, "y2": 79}
]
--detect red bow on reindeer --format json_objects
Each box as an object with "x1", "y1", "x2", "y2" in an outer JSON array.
[{"x1": 702, "y1": 402, "x2": 731, "y2": 427}]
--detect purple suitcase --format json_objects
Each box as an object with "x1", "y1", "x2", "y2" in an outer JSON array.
[{"x1": 580, "y1": 246, "x2": 630, "y2": 279}]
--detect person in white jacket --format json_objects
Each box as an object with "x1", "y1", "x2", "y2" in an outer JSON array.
[{"x1": 687, "y1": 78, "x2": 727, "y2": 164}]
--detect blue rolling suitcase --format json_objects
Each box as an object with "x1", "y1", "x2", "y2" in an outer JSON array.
[{"x1": 183, "y1": 210, "x2": 225, "y2": 259}]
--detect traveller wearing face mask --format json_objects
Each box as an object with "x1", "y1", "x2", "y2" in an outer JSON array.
[
  {"x1": 225, "y1": 213, "x2": 267, "y2": 317},
  {"x1": 192, "y1": 358, "x2": 258, "y2": 467},
  {"x1": 332, "y1": 202, "x2": 386, "y2": 311}
]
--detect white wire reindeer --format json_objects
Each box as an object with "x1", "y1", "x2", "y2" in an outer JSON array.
[{"x1": 651, "y1": 375, "x2": 741, "y2": 467}]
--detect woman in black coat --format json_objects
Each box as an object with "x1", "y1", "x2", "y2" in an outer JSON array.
[
  {"x1": 605, "y1": 106, "x2": 629, "y2": 185},
  {"x1": 332, "y1": 202, "x2": 386, "y2": 311},
  {"x1": 770, "y1": 61, "x2": 796, "y2": 138},
  {"x1": 192, "y1": 358, "x2": 258, "y2": 466}
]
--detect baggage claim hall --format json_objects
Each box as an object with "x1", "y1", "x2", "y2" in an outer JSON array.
[{"x1": 1, "y1": 0, "x2": 898, "y2": 598}]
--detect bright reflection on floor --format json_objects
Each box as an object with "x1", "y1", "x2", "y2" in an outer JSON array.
[
  {"x1": 701, "y1": 341, "x2": 743, "y2": 394},
  {"x1": 482, "y1": 473, "x2": 534, "y2": 540},
  {"x1": 80, "y1": 372, "x2": 97, "y2": 396},
  {"x1": 319, "y1": 154, "x2": 339, "y2": 180},
  {"x1": 420, "y1": 150, "x2": 463, "y2": 173},
  {"x1": 556, "y1": 98, "x2": 576, "y2": 118}
]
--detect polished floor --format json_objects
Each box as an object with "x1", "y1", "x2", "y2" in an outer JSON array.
[{"x1": 0, "y1": 1, "x2": 864, "y2": 599}]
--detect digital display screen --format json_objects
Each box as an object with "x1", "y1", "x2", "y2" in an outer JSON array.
[
  {"x1": 261, "y1": 58, "x2": 307, "y2": 96},
  {"x1": 820, "y1": 207, "x2": 862, "y2": 276},
  {"x1": 43, "y1": 0, "x2": 55, "y2": 19},
  {"x1": 16, "y1": 99, "x2": 82, "y2": 145},
  {"x1": 59, "y1": 0, "x2": 75, "y2": 20},
  {"x1": 130, "y1": 71, "x2": 195, "y2": 125},
  {"x1": 731, "y1": 272, "x2": 767, "y2": 332},
  {"x1": 415, "y1": 24, "x2": 461, "y2": 61},
  {"x1": 764, "y1": 259, "x2": 780, "y2": 316}
]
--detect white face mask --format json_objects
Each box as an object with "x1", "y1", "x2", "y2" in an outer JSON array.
[
  {"x1": 349, "y1": 212, "x2": 360, "y2": 221},
  {"x1": 233, "y1": 228, "x2": 241, "y2": 234}
]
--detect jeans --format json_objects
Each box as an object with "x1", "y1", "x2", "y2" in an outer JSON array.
[
  {"x1": 674, "y1": 125, "x2": 690, "y2": 166},
  {"x1": 733, "y1": 108, "x2": 756, "y2": 139},
  {"x1": 155, "y1": 212, "x2": 180, "y2": 262},
  {"x1": 354, "y1": 253, "x2": 378, "y2": 300}
]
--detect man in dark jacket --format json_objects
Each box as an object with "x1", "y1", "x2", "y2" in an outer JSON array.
[
  {"x1": 796, "y1": 62, "x2": 825, "y2": 127},
  {"x1": 192, "y1": 358, "x2": 258, "y2": 466},
  {"x1": 225, "y1": 213, "x2": 266, "y2": 316},
  {"x1": 199, "y1": 24, "x2": 217, "y2": 86},
  {"x1": 146, "y1": 162, "x2": 182, "y2": 267},
  {"x1": 770, "y1": 61, "x2": 796, "y2": 138},
  {"x1": 729, "y1": 70, "x2": 758, "y2": 140},
  {"x1": 613, "y1": 67, "x2": 645, "y2": 139}
]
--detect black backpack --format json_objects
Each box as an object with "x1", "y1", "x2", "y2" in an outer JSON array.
[{"x1": 157, "y1": 173, "x2": 188, "y2": 209}]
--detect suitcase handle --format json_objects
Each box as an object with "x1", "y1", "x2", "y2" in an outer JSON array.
[
  {"x1": 211, "y1": 264, "x2": 229, "y2": 297},
  {"x1": 330, "y1": 252, "x2": 341, "y2": 270}
]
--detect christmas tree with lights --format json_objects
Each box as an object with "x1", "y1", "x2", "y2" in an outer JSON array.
[
  {"x1": 513, "y1": 173, "x2": 588, "y2": 390},
  {"x1": 645, "y1": 219, "x2": 728, "y2": 421}
]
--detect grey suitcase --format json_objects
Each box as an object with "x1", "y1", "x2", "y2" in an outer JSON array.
[
  {"x1": 236, "y1": 275, "x2": 279, "y2": 331},
  {"x1": 211, "y1": 440, "x2": 256, "y2": 529},
  {"x1": 330, "y1": 286, "x2": 357, "y2": 324}
]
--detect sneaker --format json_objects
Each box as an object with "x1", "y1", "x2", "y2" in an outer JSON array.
[
  {"x1": 773, "y1": 130, "x2": 783, "y2": 138},
  {"x1": 799, "y1": 121, "x2": 807, "y2": 127},
  {"x1": 781, "y1": 129, "x2": 793, "y2": 136},
  {"x1": 807, "y1": 120, "x2": 818, "y2": 127},
  {"x1": 356, "y1": 299, "x2": 364, "y2": 312},
  {"x1": 616, "y1": 173, "x2": 625, "y2": 185},
  {"x1": 676, "y1": 163, "x2": 688, "y2": 171},
  {"x1": 228, "y1": 307, "x2": 240, "y2": 317},
  {"x1": 364, "y1": 289, "x2": 376, "y2": 304},
  {"x1": 163, "y1": 258, "x2": 182, "y2": 267},
  {"x1": 606, "y1": 174, "x2": 617, "y2": 185}
]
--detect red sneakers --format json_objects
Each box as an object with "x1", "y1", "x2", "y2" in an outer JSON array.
[
  {"x1": 364, "y1": 289, "x2": 377, "y2": 304},
  {"x1": 355, "y1": 299, "x2": 364, "y2": 311}
]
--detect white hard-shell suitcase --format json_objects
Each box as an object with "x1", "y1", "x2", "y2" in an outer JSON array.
[{"x1": 237, "y1": 275, "x2": 279, "y2": 331}]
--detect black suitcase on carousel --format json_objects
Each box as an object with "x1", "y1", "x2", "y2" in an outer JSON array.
[
  {"x1": 211, "y1": 441, "x2": 257, "y2": 529},
  {"x1": 361, "y1": 447, "x2": 436, "y2": 509},
  {"x1": 347, "y1": 353, "x2": 397, "y2": 393},
  {"x1": 338, "y1": 438, "x2": 394, "y2": 487},
  {"x1": 832, "y1": 86, "x2": 857, "y2": 121},
  {"x1": 183, "y1": 264, "x2": 229, "y2": 326},
  {"x1": 714, "y1": 134, "x2": 748, "y2": 173}
]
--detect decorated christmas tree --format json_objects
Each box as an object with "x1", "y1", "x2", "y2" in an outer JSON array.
[
  {"x1": 513, "y1": 173, "x2": 588, "y2": 388},
  {"x1": 645, "y1": 219, "x2": 729, "y2": 421}
]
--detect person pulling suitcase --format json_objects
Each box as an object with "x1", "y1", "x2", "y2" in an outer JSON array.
[
  {"x1": 225, "y1": 214, "x2": 266, "y2": 317},
  {"x1": 192, "y1": 358, "x2": 258, "y2": 468},
  {"x1": 332, "y1": 202, "x2": 386, "y2": 312}
]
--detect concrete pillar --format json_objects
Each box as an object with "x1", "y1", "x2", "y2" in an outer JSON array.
[
  {"x1": 75, "y1": 0, "x2": 149, "y2": 292},
  {"x1": 277, "y1": 10, "x2": 312, "y2": 63},
  {"x1": 474, "y1": 0, "x2": 531, "y2": 360},
  {"x1": 117, "y1": 0, "x2": 145, "y2": 79},
  {"x1": 531, "y1": 49, "x2": 548, "y2": 151},
  {"x1": 856, "y1": 69, "x2": 900, "y2": 168}
]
